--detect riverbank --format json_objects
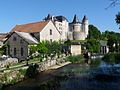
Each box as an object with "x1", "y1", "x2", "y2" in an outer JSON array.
[
  {"x1": 3, "y1": 59, "x2": 120, "y2": 90},
  {"x1": 2, "y1": 61, "x2": 71, "y2": 90}
]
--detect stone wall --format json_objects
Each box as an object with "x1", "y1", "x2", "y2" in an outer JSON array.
[
  {"x1": 0, "y1": 56, "x2": 66, "y2": 86},
  {"x1": 0, "y1": 58, "x2": 18, "y2": 68},
  {"x1": 70, "y1": 45, "x2": 81, "y2": 55}
]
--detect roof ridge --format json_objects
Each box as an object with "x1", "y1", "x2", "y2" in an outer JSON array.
[{"x1": 18, "y1": 20, "x2": 49, "y2": 26}]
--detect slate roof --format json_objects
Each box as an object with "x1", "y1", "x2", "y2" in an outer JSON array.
[
  {"x1": 54, "y1": 16, "x2": 68, "y2": 22},
  {"x1": 82, "y1": 15, "x2": 88, "y2": 22},
  {"x1": 12, "y1": 21, "x2": 49, "y2": 33},
  {"x1": 15, "y1": 31, "x2": 38, "y2": 44},
  {"x1": 72, "y1": 14, "x2": 80, "y2": 24}
]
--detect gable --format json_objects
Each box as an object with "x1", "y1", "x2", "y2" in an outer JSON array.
[{"x1": 5, "y1": 32, "x2": 38, "y2": 45}]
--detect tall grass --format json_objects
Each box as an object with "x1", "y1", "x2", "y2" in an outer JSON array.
[{"x1": 66, "y1": 55, "x2": 84, "y2": 63}]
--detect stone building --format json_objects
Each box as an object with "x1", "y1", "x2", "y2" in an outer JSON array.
[
  {"x1": 68, "y1": 15, "x2": 89, "y2": 40},
  {"x1": 44, "y1": 14, "x2": 89, "y2": 41},
  {"x1": 5, "y1": 20, "x2": 61, "y2": 60},
  {"x1": 5, "y1": 14, "x2": 88, "y2": 60},
  {"x1": 100, "y1": 40, "x2": 109, "y2": 54},
  {"x1": 44, "y1": 14, "x2": 69, "y2": 41}
]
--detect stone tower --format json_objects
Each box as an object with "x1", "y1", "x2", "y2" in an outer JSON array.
[
  {"x1": 82, "y1": 15, "x2": 89, "y2": 38},
  {"x1": 69, "y1": 15, "x2": 82, "y2": 40}
]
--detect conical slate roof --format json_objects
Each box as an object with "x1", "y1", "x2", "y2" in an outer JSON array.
[
  {"x1": 72, "y1": 14, "x2": 80, "y2": 23},
  {"x1": 82, "y1": 15, "x2": 88, "y2": 22}
]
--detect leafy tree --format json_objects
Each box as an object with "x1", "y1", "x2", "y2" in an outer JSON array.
[
  {"x1": 29, "y1": 41, "x2": 62, "y2": 59},
  {"x1": 29, "y1": 45, "x2": 37, "y2": 55},
  {"x1": 37, "y1": 41, "x2": 48, "y2": 57},
  {"x1": 64, "y1": 39, "x2": 71, "y2": 45},
  {"x1": 87, "y1": 25, "x2": 101, "y2": 40},
  {"x1": 101, "y1": 31, "x2": 120, "y2": 52},
  {"x1": 86, "y1": 39, "x2": 100, "y2": 53},
  {"x1": 86, "y1": 25, "x2": 101, "y2": 53},
  {"x1": 0, "y1": 45, "x2": 7, "y2": 56},
  {"x1": 115, "y1": 12, "x2": 120, "y2": 28}
]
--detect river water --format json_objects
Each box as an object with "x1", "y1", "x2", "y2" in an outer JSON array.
[{"x1": 4, "y1": 59, "x2": 120, "y2": 90}]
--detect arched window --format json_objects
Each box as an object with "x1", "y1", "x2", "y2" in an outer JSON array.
[{"x1": 21, "y1": 47, "x2": 24, "y2": 56}]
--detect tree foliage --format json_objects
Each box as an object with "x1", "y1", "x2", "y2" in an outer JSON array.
[
  {"x1": 25, "y1": 63, "x2": 39, "y2": 78},
  {"x1": 86, "y1": 39, "x2": 100, "y2": 53},
  {"x1": 115, "y1": 12, "x2": 120, "y2": 28},
  {"x1": 30, "y1": 41, "x2": 62, "y2": 58},
  {"x1": 101, "y1": 31, "x2": 120, "y2": 52},
  {"x1": 87, "y1": 25, "x2": 101, "y2": 40},
  {"x1": 86, "y1": 25, "x2": 101, "y2": 53}
]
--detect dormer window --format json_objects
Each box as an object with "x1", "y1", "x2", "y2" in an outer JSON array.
[{"x1": 50, "y1": 29, "x2": 52, "y2": 35}]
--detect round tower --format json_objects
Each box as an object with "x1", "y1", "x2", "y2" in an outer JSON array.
[
  {"x1": 71, "y1": 15, "x2": 81, "y2": 40},
  {"x1": 82, "y1": 15, "x2": 89, "y2": 38}
]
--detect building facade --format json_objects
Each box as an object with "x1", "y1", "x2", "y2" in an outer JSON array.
[
  {"x1": 44, "y1": 14, "x2": 89, "y2": 41},
  {"x1": 5, "y1": 20, "x2": 61, "y2": 60},
  {"x1": 5, "y1": 14, "x2": 88, "y2": 60}
]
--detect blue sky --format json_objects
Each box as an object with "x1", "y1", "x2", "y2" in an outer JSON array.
[{"x1": 0, "y1": 0, "x2": 119, "y2": 33}]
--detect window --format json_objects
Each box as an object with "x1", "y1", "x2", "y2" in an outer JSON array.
[
  {"x1": 13, "y1": 37, "x2": 17, "y2": 41},
  {"x1": 14, "y1": 48, "x2": 16, "y2": 56},
  {"x1": 21, "y1": 47, "x2": 23, "y2": 56},
  {"x1": 20, "y1": 39, "x2": 23, "y2": 44},
  {"x1": 50, "y1": 29, "x2": 52, "y2": 35}
]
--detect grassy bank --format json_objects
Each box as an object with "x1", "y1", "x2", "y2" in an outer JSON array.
[
  {"x1": 65, "y1": 55, "x2": 84, "y2": 63},
  {"x1": 102, "y1": 52, "x2": 120, "y2": 64}
]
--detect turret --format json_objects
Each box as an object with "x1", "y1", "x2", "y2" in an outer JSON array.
[
  {"x1": 44, "y1": 14, "x2": 54, "y2": 21},
  {"x1": 70, "y1": 15, "x2": 82, "y2": 40},
  {"x1": 71, "y1": 14, "x2": 81, "y2": 32},
  {"x1": 82, "y1": 15, "x2": 89, "y2": 38}
]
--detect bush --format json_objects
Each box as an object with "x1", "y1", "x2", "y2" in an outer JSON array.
[
  {"x1": 25, "y1": 63, "x2": 39, "y2": 78},
  {"x1": 66, "y1": 55, "x2": 84, "y2": 63},
  {"x1": 102, "y1": 52, "x2": 120, "y2": 64}
]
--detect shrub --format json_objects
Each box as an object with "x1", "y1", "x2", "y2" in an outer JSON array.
[
  {"x1": 102, "y1": 52, "x2": 120, "y2": 64},
  {"x1": 25, "y1": 63, "x2": 39, "y2": 78},
  {"x1": 66, "y1": 55, "x2": 84, "y2": 63}
]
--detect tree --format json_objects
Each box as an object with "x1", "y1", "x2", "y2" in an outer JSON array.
[
  {"x1": 86, "y1": 39, "x2": 100, "y2": 53},
  {"x1": 101, "y1": 31, "x2": 120, "y2": 52},
  {"x1": 115, "y1": 12, "x2": 120, "y2": 28},
  {"x1": 106, "y1": 0, "x2": 120, "y2": 9},
  {"x1": 87, "y1": 25, "x2": 101, "y2": 40},
  {"x1": 37, "y1": 41, "x2": 48, "y2": 57}
]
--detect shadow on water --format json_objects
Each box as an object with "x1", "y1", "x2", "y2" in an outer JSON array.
[{"x1": 3, "y1": 58, "x2": 120, "y2": 90}]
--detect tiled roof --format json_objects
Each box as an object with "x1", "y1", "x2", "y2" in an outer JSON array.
[{"x1": 12, "y1": 21, "x2": 49, "y2": 33}]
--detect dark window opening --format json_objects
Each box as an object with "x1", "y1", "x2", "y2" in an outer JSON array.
[
  {"x1": 21, "y1": 47, "x2": 24, "y2": 56},
  {"x1": 50, "y1": 29, "x2": 52, "y2": 35},
  {"x1": 13, "y1": 37, "x2": 17, "y2": 41},
  {"x1": 14, "y1": 48, "x2": 16, "y2": 57}
]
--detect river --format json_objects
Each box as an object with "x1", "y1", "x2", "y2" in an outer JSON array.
[{"x1": 3, "y1": 58, "x2": 120, "y2": 90}]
